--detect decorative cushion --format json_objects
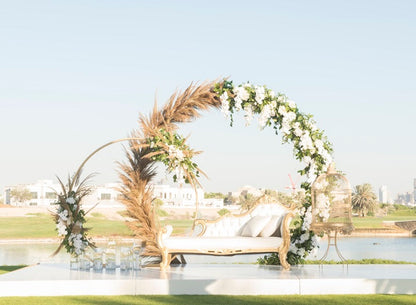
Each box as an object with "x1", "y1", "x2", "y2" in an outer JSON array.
[
  {"x1": 240, "y1": 215, "x2": 271, "y2": 237},
  {"x1": 259, "y1": 215, "x2": 283, "y2": 237}
]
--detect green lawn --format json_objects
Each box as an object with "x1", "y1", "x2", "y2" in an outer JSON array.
[
  {"x1": 0, "y1": 213, "x2": 195, "y2": 239},
  {"x1": 0, "y1": 213, "x2": 132, "y2": 239},
  {"x1": 0, "y1": 265, "x2": 26, "y2": 275},
  {"x1": 352, "y1": 215, "x2": 416, "y2": 229},
  {"x1": 1, "y1": 212, "x2": 415, "y2": 240},
  {"x1": 0, "y1": 295, "x2": 415, "y2": 305},
  {"x1": 160, "y1": 219, "x2": 194, "y2": 235}
]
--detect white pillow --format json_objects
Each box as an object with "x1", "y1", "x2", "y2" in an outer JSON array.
[
  {"x1": 259, "y1": 215, "x2": 283, "y2": 237},
  {"x1": 240, "y1": 216, "x2": 271, "y2": 237}
]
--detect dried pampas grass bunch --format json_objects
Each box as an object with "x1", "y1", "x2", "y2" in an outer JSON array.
[{"x1": 118, "y1": 81, "x2": 222, "y2": 256}]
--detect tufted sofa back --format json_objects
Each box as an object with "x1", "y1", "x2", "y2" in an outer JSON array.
[{"x1": 202, "y1": 203, "x2": 288, "y2": 237}]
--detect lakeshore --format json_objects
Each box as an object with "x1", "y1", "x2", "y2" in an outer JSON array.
[{"x1": 0, "y1": 206, "x2": 414, "y2": 240}]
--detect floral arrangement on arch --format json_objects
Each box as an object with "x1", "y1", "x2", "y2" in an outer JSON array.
[
  {"x1": 213, "y1": 80, "x2": 333, "y2": 264},
  {"x1": 52, "y1": 173, "x2": 95, "y2": 257},
  {"x1": 145, "y1": 128, "x2": 206, "y2": 188}
]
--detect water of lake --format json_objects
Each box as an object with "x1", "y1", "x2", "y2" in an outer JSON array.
[{"x1": 0, "y1": 236, "x2": 415, "y2": 266}]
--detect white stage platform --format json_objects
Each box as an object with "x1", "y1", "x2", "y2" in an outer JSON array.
[{"x1": 0, "y1": 263, "x2": 415, "y2": 296}]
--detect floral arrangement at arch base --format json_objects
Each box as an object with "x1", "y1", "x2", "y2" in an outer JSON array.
[
  {"x1": 52, "y1": 173, "x2": 95, "y2": 257},
  {"x1": 118, "y1": 78, "x2": 334, "y2": 266}
]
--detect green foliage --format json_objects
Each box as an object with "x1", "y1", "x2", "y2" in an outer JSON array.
[
  {"x1": 0, "y1": 265, "x2": 27, "y2": 275},
  {"x1": 10, "y1": 187, "x2": 32, "y2": 204},
  {"x1": 258, "y1": 256, "x2": 416, "y2": 266},
  {"x1": 204, "y1": 192, "x2": 226, "y2": 199},
  {"x1": 352, "y1": 183, "x2": 378, "y2": 217},
  {"x1": 0, "y1": 295, "x2": 415, "y2": 305},
  {"x1": 224, "y1": 194, "x2": 238, "y2": 205},
  {"x1": 389, "y1": 205, "x2": 416, "y2": 216},
  {"x1": 152, "y1": 199, "x2": 169, "y2": 217},
  {"x1": 217, "y1": 208, "x2": 231, "y2": 216},
  {"x1": 148, "y1": 129, "x2": 200, "y2": 184},
  {"x1": 304, "y1": 259, "x2": 416, "y2": 265},
  {"x1": 239, "y1": 193, "x2": 259, "y2": 211}
]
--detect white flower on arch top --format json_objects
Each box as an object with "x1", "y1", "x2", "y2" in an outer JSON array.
[{"x1": 214, "y1": 80, "x2": 333, "y2": 263}]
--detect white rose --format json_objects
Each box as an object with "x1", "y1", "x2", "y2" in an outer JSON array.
[
  {"x1": 234, "y1": 86, "x2": 250, "y2": 102},
  {"x1": 302, "y1": 156, "x2": 312, "y2": 165},
  {"x1": 278, "y1": 105, "x2": 287, "y2": 116},
  {"x1": 234, "y1": 96, "x2": 243, "y2": 111},
  {"x1": 255, "y1": 86, "x2": 265, "y2": 104},
  {"x1": 66, "y1": 197, "x2": 76, "y2": 205},
  {"x1": 58, "y1": 210, "x2": 68, "y2": 221},
  {"x1": 220, "y1": 91, "x2": 230, "y2": 118},
  {"x1": 244, "y1": 104, "x2": 254, "y2": 126},
  {"x1": 288, "y1": 100, "x2": 296, "y2": 109},
  {"x1": 285, "y1": 111, "x2": 296, "y2": 123}
]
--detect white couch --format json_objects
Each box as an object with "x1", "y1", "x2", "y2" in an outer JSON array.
[{"x1": 157, "y1": 201, "x2": 294, "y2": 270}]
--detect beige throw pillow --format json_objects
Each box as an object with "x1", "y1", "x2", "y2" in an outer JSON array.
[
  {"x1": 240, "y1": 215, "x2": 272, "y2": 237},
  {"x1": 259, "y1": 215, "x2": 283, "y2": 237}
]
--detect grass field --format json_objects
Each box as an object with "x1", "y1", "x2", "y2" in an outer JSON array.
[
  {"x1": 0, "y1": 213, "x2": 195, "y2": 239},
  {"x1": 0, "y1": 265, "x2": 26, "y2": 275},
  {"x1": 0, "y1": 295, "x2": 415, "y2": 305},
  {"x1": 0, "y1": 213, "x2": 132, "y2": 239},
  {"x1": 352, "y1": 215, "x2": 416, "y2": 229},
  {"x1": 0, "y1": 210, "x2": 415, "y2": 239}
]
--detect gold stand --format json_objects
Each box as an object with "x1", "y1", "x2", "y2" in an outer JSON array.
[{"x1": 319, "y1": 229, "x2": 348, "y2": 268}]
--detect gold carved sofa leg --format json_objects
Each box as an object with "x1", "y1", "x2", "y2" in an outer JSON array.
[
  {"x1": 279, "y1": 251, "x2": 290, "y2": 270},
  {"x1": 160, "y1": 249, "x2": 171, "y2": 270}
]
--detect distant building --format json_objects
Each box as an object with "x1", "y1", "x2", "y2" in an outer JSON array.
[
  {"x1": 379, "y1": 185, "x2": 390, "y2": 204},
  {"x1": 4, "y1": 180, "x2": 60, "y2": 206},
  {"x1": 229, "y1": 185, "x2": 265, "y2": 199},
  {"x1": 3, "y1": 180, "x2": 205, "y2": 208},
  {"x1": 414, "y1": 178, "x2": 416, "y2": 205},
  {"x1": 395, "y1": 192, "x2": 415, "y2": 207},
  {"x1": 152, "y1": 184, "x2": 205, "y2": 207}
]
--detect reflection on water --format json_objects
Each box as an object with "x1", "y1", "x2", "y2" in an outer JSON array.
[
  {"x1": 0, "y1": 237, "x2": 415, "y2": 266},
  {"x1": 310, "y1": 236, "x2": 416, "y2": 263}
]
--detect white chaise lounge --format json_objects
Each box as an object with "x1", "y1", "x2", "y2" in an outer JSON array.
[{"x1": 157, "y1": 200, "x2": 294, "y2": 270}]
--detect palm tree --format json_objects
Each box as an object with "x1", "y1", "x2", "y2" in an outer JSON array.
[{"x1": 352, "y1": 183, "x2": 378, "y2": 217}]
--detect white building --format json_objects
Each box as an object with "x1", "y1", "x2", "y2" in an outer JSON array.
[
  {"x1": 3, "y1": 180, "x2": 206, "y2": 208},
  {"x1": 230, "y1": 185, "x2": 265, "y2": 199},
  {"x1": 4, "y1": 180, "x2": 61, "y2": 206},
  {"x1": 152, "y1": 184, "x2": 205, "y2": 207},
  {"x1": 379, "y1": 185, "x2": 390, "y2": 204}
]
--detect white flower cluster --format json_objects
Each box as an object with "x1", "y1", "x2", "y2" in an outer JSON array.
[
  {"x1": 174, "y1": 167, "x2": 185, "y2": 184},
  {"x1": 258, "y1": 101, "x2": 276, "y2": 129},
  {"x1": 289, "y1": 243, "x2": 306, "y2": 257},
  {"x1": 220, "y1": 91, "x2": 230, "y2": 118},
  {"x1": 56, "y1": 208, "x2": 70, "y2": 237},
  {"x1": 313, "y1": 179, "x2": 329, "y2": 190},
  {"x1": 315, "y1": 193, "x2": 331, "y2": 221},
  {"x1": 254, "y1": 86, "x2": 266, "y2": 105},
  {"x1": 68, "y1": 232, "x2": 85, "y2": 255},
  {"x1": 220, "y1": 82, "x2": 333, "y2": 176},
  {"x1": 168, "y1": 145, "x2": 184, "y2": 162},
  {"x1": 56, "y1": 218, "x2": 68, "y2": 236},
  {"x1": 300, "y1": 206, "x2": 313, "y2": 231}
]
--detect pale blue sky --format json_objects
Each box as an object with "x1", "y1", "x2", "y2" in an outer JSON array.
[{"x1": 1, "y1": 0, "x2": 416, "y2": 198}]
